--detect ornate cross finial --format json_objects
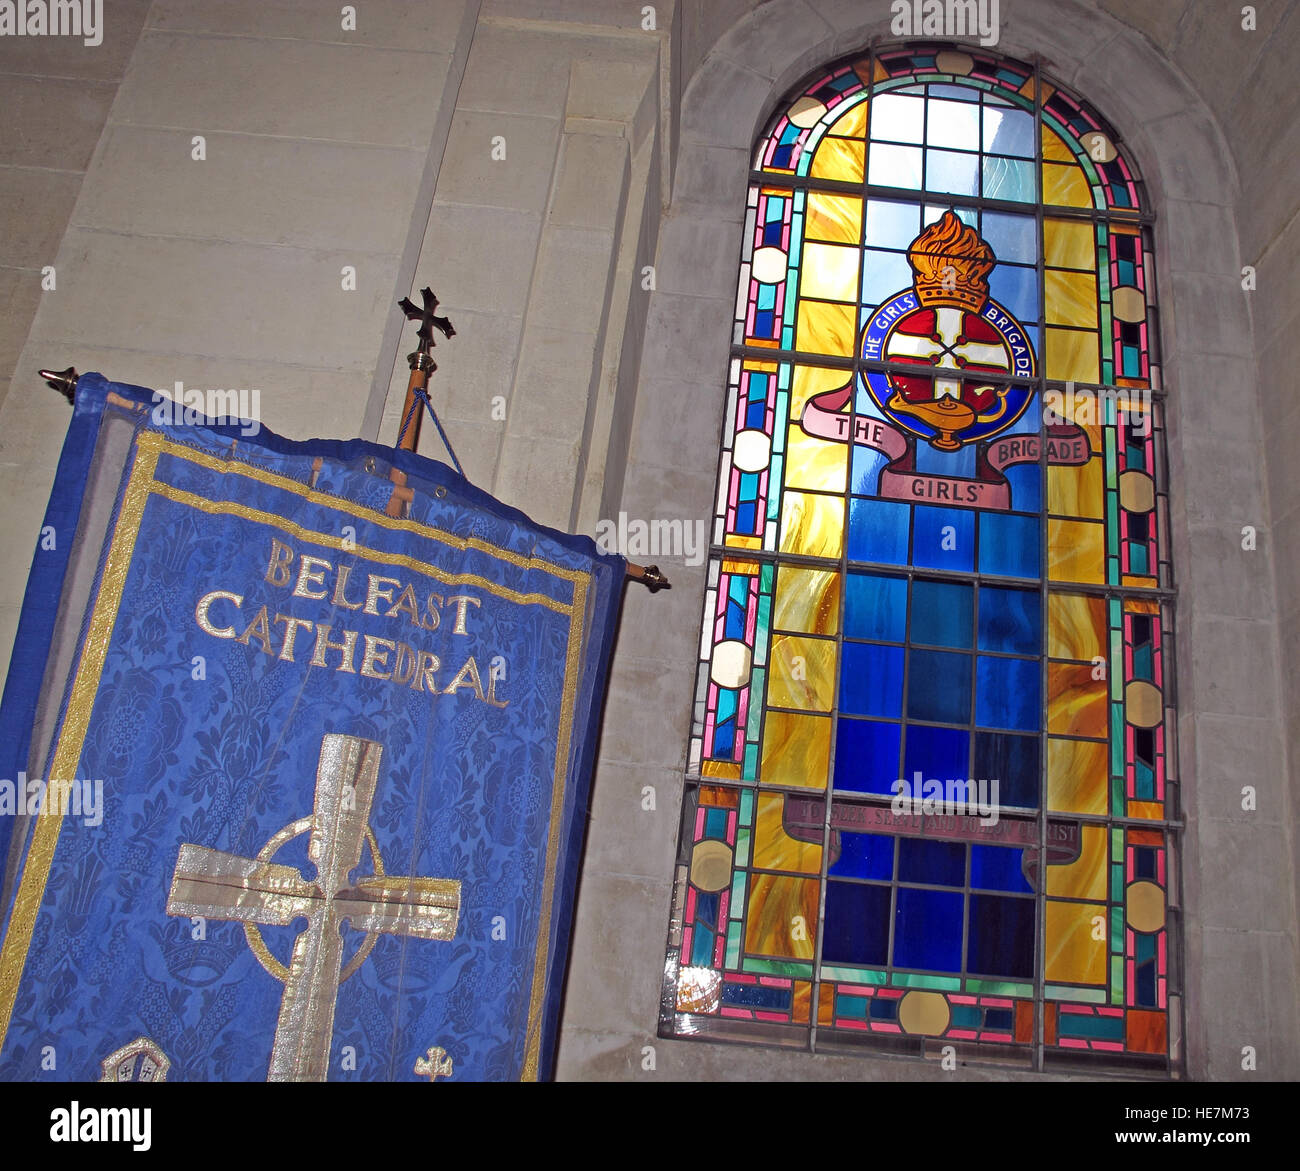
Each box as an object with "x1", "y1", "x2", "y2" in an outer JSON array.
[{"x1": 398, "y1": 287, "x2": 455, "y2": 371}]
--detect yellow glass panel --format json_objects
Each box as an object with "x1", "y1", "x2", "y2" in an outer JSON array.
[
  {"x1": 724, "y1": 534, "x2": 762, "y2": 550},
  {"x1": 767, "y1": 634, "x2": 837, "y2": 711},
  {"x1": 1045, "y1": 901, "x2": 1107, "y2": 984},
  {"x1": 1043, "y1": 161, "x2": 1092, "y2": 207},
  {"x1": 1042, "y1": 126, "x2": 1074, "y2": 162},
  {"x1": 760, "y1": 710, "x2": 831, "y2": 788},
  {"x1": 1047, "y1": 737, "x2": 1107, "y2": 815},
  {"x1": 1048, "y1": 458, "x2": 1104, "y2": 519},
  {"x1": 1047, "y1": 592, "x2": 1106, "y2": 661},
  {"x1": 799, "y1": 242, "x2": 860, "y2": 302},
  {"x1": 796, "y1": 299, "x2": 856, "y2": 357},
  {"x1": 1045, "y1": 328, "x2": 1099, "y2": 382},
  {"x1": 701, "y1": 760, "x2": 742, "y2": 780},
  {"x1": 1045, "y1": 269, "x2": 1098, "y2": 327},
  {"x1": 1047, "y1": 825, "x2": 1107, "y2": 900},
  {"x1": 828, "y1": 98, "x2": 867, "y2": 139},
  {"x1": 1048, "y1": 518, "x2": 1105, "y2": 584},
  {"x1": 1044, "y1": 218, "x2": 1094, "y2": 270},
  {"x1": 1128, "y1": 800, "x2": 1164, "y2": 820},
  {"x1": 805, "y1": 192, "x2": 863, "y2": 244},
  {"x1": 779, "y1": 491, "x2": 844, "y2": 559},
  {"x1": 1122, "y1": 574, "x2": 1158, "y2": 590},
  {"x1": 1123, "y1": 597, "x2": 1160, "y2": 615},
  {"x1": 721, "y1": 558, "x2": 760, "y2": 576},
  {"x1": 784, "y1": 423, "x2": 847, "y2": 493},
  {"x1": 791, "y1": 365, "x2": 851, "y2": 417},
  {"x1": 774, "y1": 566, "x2": 841, "y2": 635},
  {"x1": 752, "y1": 792, "x2": 822, "y2": 872},
  {"x1": 1047, "y1": 662, "x2": 1108, "y2": 738},
  {"x1": 792, "y1": 981, "x2": 812, "y2": 1024},
  {"x1": 746, "y1": 874, "x2": 819, "y2": 959},
  {"x1": 809, "y1": 135, "x2": 864, "y2": 183}
]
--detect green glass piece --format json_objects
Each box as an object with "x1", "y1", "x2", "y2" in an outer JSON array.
[
  {"x1": 1110, "y1": 957, "x2": 1124, "y2": 1004},
  {"x1": 726, "y1": 928, "x2": 741, "y2": 968},
  {"x1": 1045, "y1": 984, "x2": 1106, "y2": 1003},
  {"x1": 889, "y1": 972, "x2": 962, "y2": 991},
  {"x1": 820, "y1": 965, "x2": 887, "y2": 985},
  {"x1": 735, "y1": 828, "x2": 750, "y2": 868},
  {"x1": 1110, "y1": 906, "x2": 1124, "y2": 951},
  {"x1": 743, "y1": 741, "x2": 758, "y2": 780},
  {"x1": 743, "y1": 958, "x2": 814, "y2": 979},
  {"x1": 740, "y1": 788, "x2": 754, "y2": 825},
  {"x1": 965, "y1": 979, "x2": 1034, "y2": 997}
]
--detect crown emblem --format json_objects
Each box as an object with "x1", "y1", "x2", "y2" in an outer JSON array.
[{"x1": 907, "y1": 210, "x2": 995, "y2": 311}]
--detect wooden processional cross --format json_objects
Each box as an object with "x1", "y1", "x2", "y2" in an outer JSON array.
[{"x1": 166, "y1": 734, "x2": 461, "y2": 1081}]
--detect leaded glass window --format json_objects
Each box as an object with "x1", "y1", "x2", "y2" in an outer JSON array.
[{"x1": 660, "y1": 45, "x2": 1180, "y2": 1073}]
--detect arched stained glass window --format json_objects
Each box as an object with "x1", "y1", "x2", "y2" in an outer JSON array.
[{"x1": 660, "y1": 44, "x2": 1180, "y2": 1073}]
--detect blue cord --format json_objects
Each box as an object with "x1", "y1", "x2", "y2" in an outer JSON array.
[{"x1": 395, "y1": 385, "x2": 465, "y2": 480}]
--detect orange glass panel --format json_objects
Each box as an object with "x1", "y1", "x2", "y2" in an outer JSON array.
[
  {"x1": 1047, "y1": 824, "x2": 1107, "y2": 900},
  {"x1": 1044, "y1": 217, "x2": 1094, "y2": 270},
  {"x1": 1045, "y1": 901, "x2": 1107, "y2": 984},
  {"x1": 1126, "y1": 1010, "x2": 1168, "y2": 1055},
  {"x1": 809, "y1": 135, "x2": 864, "y2": 183},
  {"x1": 768, "y1": 634, "x2": 837, "y2": 711},
  {"x1": 828, "y1": 98, "x2": 868, "y2": 138},
  {"x1": 759, "y1": 710, "x2": 832, "y2": 788},
  {"x1": 796, "y1": 299, "x2": 856, "y2": 357},
  {"x1": 1048, "y1": 518, "x2": 1105, "y2": 584},
  {"x1": 1047, "y1": 662, "x2": 1108, "y2": 738},
  {"x1": 1045, "y1": 269, "x2": 1098, "y2": 327},
  {"x1": 774, "y1": 566, "x2": 842, "y2": 635},
  {"x1": 700, "y1": 784, "x2": 741, "y2": 807},
  {"x1": 779, "y1": 491, "x2": 845, "y2": 559},
  {"x1": 701, "y1": 760, "x2": 743, "y2": 780},
  {"x1": 745, "y1": 873, "x2": 819, "y2": 959},
  {"x1": 1047, "y1": 737, "x2": 1107, "y2": 815},
  {"x1": 1045, "y1": 327, "x2": 1099, "y2": 382},
  {"x1": 1048, "y1": 591, "x2": 1106, "y2": 661},
  {"x1": 793, "y1": 980, "x2": 812, "y2": 1024},
  {"x1": 805, "y1": 192, "x2": 864, "y2": 244},
  {"x1": 800, "y1": 242, "x2": 860, "y2": 301},
  {"x1": 1127, "y1": 800, "x2": 1164, "y2": 820},
  {"x1": 1043, "y1": 161, "x2": 1092, "y2": 207},
  {"x1": 1048, "y1": 458, "x2": 1104, "y2": 519},
  {"x1": 752, "y1": 792, "x2": 822, "y2": 872}
]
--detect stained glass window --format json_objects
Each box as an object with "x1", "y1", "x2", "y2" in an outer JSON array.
[{"x1": 660, "y1": 45, "x2": 1180, "y2": 1072}]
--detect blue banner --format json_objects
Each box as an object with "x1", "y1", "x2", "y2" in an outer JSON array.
[{"x1": 0, "y1": 374, "x2": 624, "y2": 1081}]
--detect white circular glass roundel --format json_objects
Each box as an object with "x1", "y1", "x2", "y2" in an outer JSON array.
[
  {"x1": 732, "y1": 429, "x2": 773, "y2": 473},
  {"x1": 710, "y1": 640, "x2": 753, "y2": 689},
  {"x1": 751, "y1": 246, "x2": 788, "y2": 284}
]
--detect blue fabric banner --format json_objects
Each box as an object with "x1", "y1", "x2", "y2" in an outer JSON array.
[{"x1": 0, "y1": 374, "x2": 624, "y2": 1081}]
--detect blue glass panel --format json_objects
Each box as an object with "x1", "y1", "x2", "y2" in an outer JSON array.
[
  {"x1": 746, "y1": 400, "x2": 766, "y2": 427},
  {"x1": 913, "y1": 506, "x2": 975, "y2": 572},
  {"x1": 982, "y1": 156, "x2": 1036, "y2": 202},
  {"x1": 1133, "y1": 643, "x2": 1153, "y2": 680},
  {"x1": 925, "y1": 148, "x2": 979, "y2": 196},
  {"x1": 1135, "y1": 847, "x2": 1157, "y2": 880},
  {"x1": 865, "y1": 199, "x2": 922, "y2": 249},
  {"x1": 869, "y1": 996, "x2": 898, "y2": 1020},
  {"x1": 907, "y1": 648, "x2": 972, "y2": 725},
  {"x1": 845, "y1": 572, "x2": 908, "y2": 641},
  {"x1": 978, "y1": 585, "x2": 1041, "y2": 654},
  {"x1": 1059, "y1": 1012, "x2": 1124, "y2": 1040},
  {"x1": 951, "y1": 1003, "x2": 982, "y2": 1027},
  {"x1": 911, "y1": 578, "x2": 973, "y2": 648},
  {"x1": 713, "y1": 718, "x2": 735, "y2": 757},
  {"x1": 829, "y1": 830, "x2": 895, "y2": 880},
  {"x1": 983, "y1": 106, "x2": 1034, "y2": 157},
  {"x1": 978, "y1": 511, "x2": 1040, "y2": 578},
  {"x1": 721, "y1": 983, "x2": 792, "y2": 1010},
  {"x1": 975, "y1": 655, "x2": 1040, "y2": 731},
  {"x1": 970, "y1": 844, "x2": 1034, "y2": 893},
  {"x1": 736, "y1": 501, "x2": 757, "y2": 532},
  {"x1": 717, "y1": 688, "x2": 737, "y2": 723},
  {"x1": 979, "y1": 210, "x2": 1036, "y2": 264},
  {"x1": 1135, "y1": 759, "x2": 1154, "y2": 800},
  {"x1": 823, "y1": 881, "x2": 891, "y2": 966},
  {"x1": 984, "y1": 1007, "x2": 1015, "y2": 1030},
  {"x1": 899, "y1": 838, "x2": 965, "y2": 886},
  {"x1": 902, "y1": 724, "x2": 969, "y2": 785},
  {"x1": 849, "y1": 497, "x2": 910, "y2": 564},
  {"x1": 1117, "y1": 259, "x2": 1136, "y2": 285},
  {"x1": 974, "y1": 731, "x2": 1040, "y2": 808},
  {"x1": 1002, "y1": 463, "x2": 1042, "y2": 513},
  {"x1": 696, "y1": 890, "x2": 720, "y2": 925},
  {"x1": 841, "y1": 643, "x2": 905, "y2": 717},
  {"x1": 755, "y1": 309, "x2": 775, "y2": 335},
  {"x1": 988, "y1": 264, "x2": 1038, "y2": 323},
  {"x1": 893, "y1": 888, "x2": 963, "y2": 971},
  {"x1": 691, "y1": 925, "x2": 714, "y2": 965},
  {"x1": 966, "y1": 894, "x2": 1035, "y2": 978},
  {"x1": 704, "y1": 809, "x2": 728, "y2": 841},
  {"x1": 861, "y1": 249, "x2": 915, "y2": 307},
  {"x1": 834, "y1": 718, "x2": 902, "y2": 794},
  {"x1": 1130, "y1": 542, "x2": 1149, "y2": 574}
]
